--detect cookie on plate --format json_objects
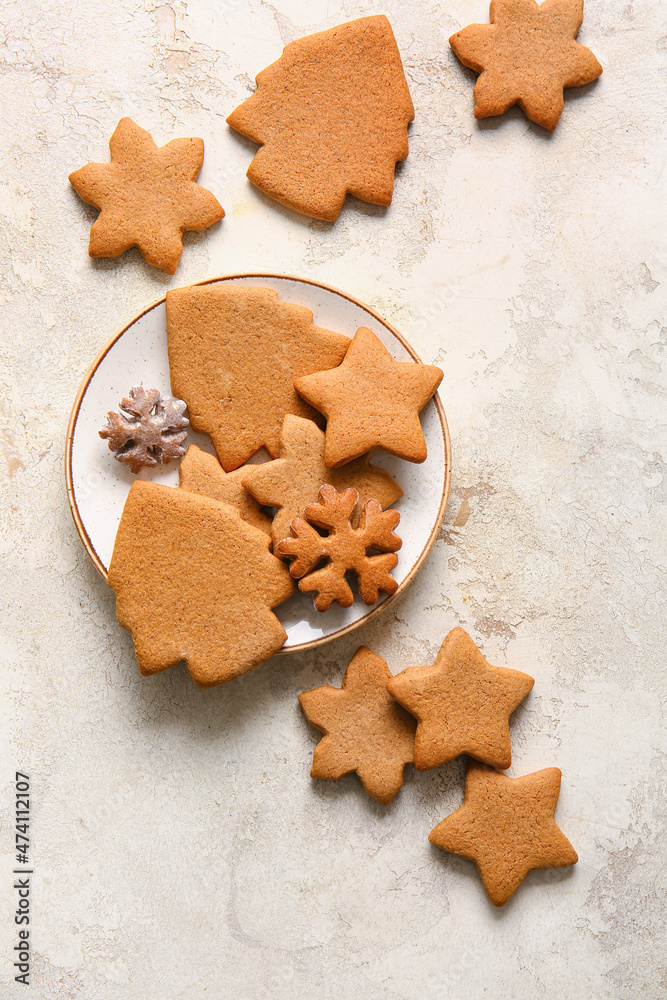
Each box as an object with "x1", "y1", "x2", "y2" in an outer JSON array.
[
  {"x1": 107, "y1": 481, "x2": 293, "y2": 687},
  {"x1": 295, "y1": 326, "x2": 443, "y2": 467},
  {"x1": 99, "y1": 386, "x2": 188, "y2": 474},
  {"x1": 277, "y1": 484, "x2": 402, "y2": 611},
  {"x1": 299, "y1": 646, "x2": 416, "y2": 804},
  {"x1": 69, "y1": 118, "x2": 224, "y2": 273},
  {"x1": 227, "y1": 16, "x2": 414, "y2": 221},
  {"x1": 178, "y1": 444, "x2": 271, "y2": 536},
  {"x1": 166, "y1": 284, "x2": 350, "y2": 471},
  {"x1": 242, "y1": 415, "x2": 402, "y2": 551}
]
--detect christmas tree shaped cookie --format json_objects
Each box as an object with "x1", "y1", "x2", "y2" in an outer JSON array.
[
  {"x1": 108, "y1": 482, "x2": 293, "y2": 687},
  {"x1": 227, "y1": 16, "x2": 414, "y2": 221},
  {"x1": 166, "y1": 285, "x2": 350, "y2": 471},
  {"x1": 178, "y1": 444, "x2": 271, "y2": 536}
]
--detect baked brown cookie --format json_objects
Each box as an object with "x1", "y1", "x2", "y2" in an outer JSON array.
[
  {"x1": 449, "y1": 0, "x2": 602, "y2": 131},
  {"x1": 99, "y1": 386, "x2": 188, "y2": 474},
  {"x1": 178, "y1": 444, "x2": 271, "y2": 536},
  {"x1": 107, "y1": 481, "x2": 293, "y2": 687},
  {"x1": 387, "y1": 628, "x2": 533, "y2": 771},
  {"x1": 226, "y1": 15, "x2": 414, "y2": 221},
  {"x1": 69, "y1": 118, "x2": 224, "y2": 273},
  {"x1": 242, "y1": 415, "x2": 402, "y2": 550},
  {"x1": 429, "y1": 760, "x2": 578, "y2": 906},
  {"x1": 277, "y1": 484, "x2": 401, "y2": 611},
  {"x1": 166, "y1": 285, "x2": 350, "y2": 471},
  {"x1": 298, "y1": 647, "x2": 416, "y2": 804},
  {"x1": 295, "y1": 327, "x2": 443, "y2": 468}
]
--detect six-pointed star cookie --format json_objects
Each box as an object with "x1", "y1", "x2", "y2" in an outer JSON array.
[
  {"x1": 167, "y1": 285, "x2": 350, "y2": 471},
  {"x1": 178, "y1": 444, "x2": 272, "y2": 536},
  {"x1": 299, "y1": 646, "x2": 416, "y2": 804},
  {"x1": 294, "y1": 327, "x2": 443, "y2": 468},
  {"x1": 387, "y1": 627, "x2": 534, "y2": 770},
  {"x1": 242, "y1": 415, "x2": 403, "y2": 550},
  {"x1": 449, "y1": 0, "x2": 602, "y2": 131},
  {"x1": 69, "y1": 118, "x2": 224, "y2": 273},
  {"x1": 429, "y1": 761, "x2": 578, "y2": 905}
]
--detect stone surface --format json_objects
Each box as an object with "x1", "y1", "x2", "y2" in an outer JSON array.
[{"x1": 1, "y1": 0, "x2": 666, "y2": 997}]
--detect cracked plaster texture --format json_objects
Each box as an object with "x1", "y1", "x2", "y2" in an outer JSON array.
[{"x1": 0, "y1": 0, "x2": 666, "y2": 997}]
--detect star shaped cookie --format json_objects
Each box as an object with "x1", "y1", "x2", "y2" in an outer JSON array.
[
  {"x1": 299, "y1": 647, "x2": 416, "y2": 804},
  {"x1": 429, "y1": 761, "x2": 578, "y2": 905},
  {"x1": 387, "y1": 628, "x2": 534, "y2": 771},
  {"x1": 242, "y1": 415, "x2": 403, "y2": 550},
  {"x1": 166, "y1": 285, "x2": 350, "y2": 471},
  {"x1": 294, "y1": 327, "x2": 443, "y2": 468},
  {"x1": 69, "y1": 118, "x2": 224, "y2": 273},
  {"x1": 108, "y1": 482, "x2": 293, "y2": 687},
  {"x1": 178, "y1": 444, "x2": 271, "y2": 536},
  {"x1": 449, "y1": 0, "x2": 602, "y2": 131}
]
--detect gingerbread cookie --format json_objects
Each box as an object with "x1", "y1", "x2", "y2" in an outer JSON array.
[
  {"x1": 387, "y1": 628, "x2": 534, "y2": 771},
  {"x1": 107, "y1": 481, "x2": 293, "y2": 687},
  {"x1": 299, "y1": 647, "x2": 416, "y2": 804},
  {"x1": 226, "y1": 15, "x2": 414, "y2": 221},
  {"x1": 178, "y1": 444, "x2": 271, "y2": 536},
  {"x1": 277, "y1": 484, "x2": 401, "y2": 611},
  {"x1": 449, "y1": 0, "x2": 602, "y2": 131},
  {"x1": 242, "y1": 415, "x2": 402, "y2": 550},
  {"x1": 294, "y1": 327, "x2": 443, "y2": 468},
  {"x1": 99, "y1": 386, "x2": 188, "y2": 474},
  {"x1": 429, "y1": 760, "x2": 578, "y2": 906},
  {"x1": 166, "y1": 285, "x2": 350, "y2": 471},
  {"x1": 69, "y1": 118, "x2": 224, "y2": 273}
]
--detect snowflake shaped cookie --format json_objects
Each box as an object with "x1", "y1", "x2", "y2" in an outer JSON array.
[
  {"x1": 277, "y1": 484, "x2": 402, "y2": 611},
  {"x1": 99, "y1": 386, "x2": 188, "y2": 474}
]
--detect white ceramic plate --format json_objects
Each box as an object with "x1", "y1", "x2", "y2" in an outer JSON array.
[{"x1": 66, "y1": 274, "x2": 451, "y2": 653}]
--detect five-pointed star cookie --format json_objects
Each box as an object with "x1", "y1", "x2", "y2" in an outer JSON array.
[
  {"x1": 108, "y1": 481, "x2": 293, "y2": 687},
  {"x1": 69, "y1": 118, "x2": 224, "y2": 273},
  {"x1": 242, "y1": 415, "x2": 403, "y2": 550},
  {"x1": 178, "y1": 444, "x2": 272, "y2": 536},
  {"x1": 298, "y1": 646, "x2": 416, "y2": 804},
  {"x1": 449, "y1": 0, "x2": 602, "y2": 131},
  {"x1": 294, "y1": 327, "x2": 443, "y2": 468},
  {"x1": 387, "y1": 628, "x2": 534, "y2": 771},
  {"x1": 166, "y1": 285, "x2": 350, "y2": 471},
  {"x1": 429, "y1": 761, "x2": 578, "y2": 905}
]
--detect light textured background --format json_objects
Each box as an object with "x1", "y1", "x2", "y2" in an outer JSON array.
[{"x1": 1, "y1": 0, "x2": 666, "y2": 997}]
